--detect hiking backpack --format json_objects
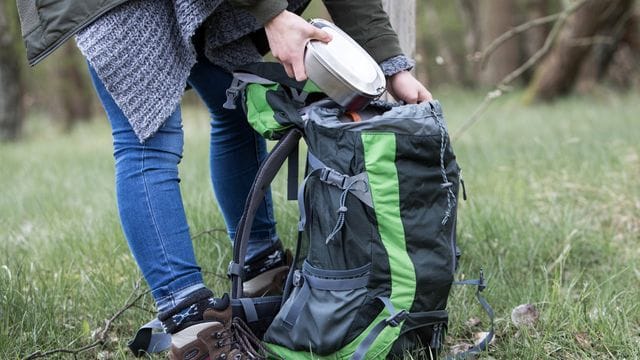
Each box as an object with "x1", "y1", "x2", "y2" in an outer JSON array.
[
  {"x1": 225, "y1": 63, "x2": 494, "y2": 359},
  {"x1": 128, "y1": 62, "x2": 494, "y2": 359}
]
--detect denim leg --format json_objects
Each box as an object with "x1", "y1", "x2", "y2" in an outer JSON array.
[
  {"x1": 88, "y1": 65, "x2": 203, "y2": 310},
  {"x1": 186, "y1": 58, "x2": 280, "y2": 263}
]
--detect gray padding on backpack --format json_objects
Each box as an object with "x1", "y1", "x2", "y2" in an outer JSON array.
[
  {"x1": 305, "y1": 100, "x2": 444, "y2": 136},
  {"x1": 222, "y1": 73, "x2": 277, "y2": 110},
  {"x1": 238, "y1": 298, "x2": 259, "y2": 323},
  {"x1": 281, "y1": 261, "x2": 370, "y2": 331},
  {"x1": 127, "y1": 318, "x2": 172, "y2": 357},
  {"x1": 233, "y1": 72, "x2": 278, "y2": 85},
  {"x1": 351, "y1": 296, "x2": 408, "y2": 360}
]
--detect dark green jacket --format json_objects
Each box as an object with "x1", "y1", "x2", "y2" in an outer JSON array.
[{"x1": 17, "y1": 0, "x2": 402, "y2": 66}]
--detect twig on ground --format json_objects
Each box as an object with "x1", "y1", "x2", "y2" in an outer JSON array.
[
  {"x1": 131, "y1": 303, "x2": 157, "y2": 314},
  {"x1": 192, "y1": 228, "x2": 227, "y2": 240},
  {"x1": 24, "y1": 280, "x2": 150, "y2": 360},
  {"x1": 201, "y1": 270, "x2": 230, "y2": 280},
  {"x1": 453, "y1": 0, "x2": 590, "y2": 141}
]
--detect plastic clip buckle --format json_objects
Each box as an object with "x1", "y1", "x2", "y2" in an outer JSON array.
[
  {"x1": 320, "y1": 168, "x2": 347, "y2": 188},
  {"x1": 385, "y1": 309, "x2": 408, "y2": 327},
  {"x1": 223, "y1": 88, "x2": 239, "y2": 109},
  {"x1": 227, "y1": 261, "x2": 243, "y2": 279}
]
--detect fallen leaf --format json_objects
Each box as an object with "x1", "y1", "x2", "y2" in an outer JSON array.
[
  {"x1": 474, "y1": 331, "x2": 495, "y2": 346},
  {"x1": 511, "y1": 303, "x2": 540, "y2": 328},
  {"x1": 450, "y1": 342, "x2": 472, "y2": 355},
  {"x1": 465, "y1": 317, "x2": 481, "y2": 327},
  {"x1": 575, "y1": 332, "x2": 592, "y2": 349}
]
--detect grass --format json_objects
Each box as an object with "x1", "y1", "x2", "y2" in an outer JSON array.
[{"x1": 1, "y1": 89, "x2": 639, "y2": 359}]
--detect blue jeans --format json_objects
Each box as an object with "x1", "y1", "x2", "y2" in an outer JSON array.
[{"x1": 88, "y1": 57, "x2": 279, "y2": 311}]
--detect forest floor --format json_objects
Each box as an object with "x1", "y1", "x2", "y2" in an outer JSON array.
[{"x1": 1, "y1": 88, "x2": 639, "y2": 359}]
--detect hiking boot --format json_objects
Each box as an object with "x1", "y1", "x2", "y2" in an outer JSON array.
[
  {"x1": 160, "y1": 290, "x2": 274, "y2": 360},
  {"x1": 243, "y1": 245, "x2": 291, "y2": 297}
]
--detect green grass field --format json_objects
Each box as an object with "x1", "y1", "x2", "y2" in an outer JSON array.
[{"x1": 1, "y1": 89, "x2": 639, "y2": 359}]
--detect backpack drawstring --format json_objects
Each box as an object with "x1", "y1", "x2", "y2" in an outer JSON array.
[
  {"x1": 325, "y1": 179, "x2": 363, "y2": 244},
  {"x1": 432, "y1": 108, "x2": 456, "y2": 226}
]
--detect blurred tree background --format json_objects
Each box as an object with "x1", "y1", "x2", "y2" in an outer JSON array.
[{"x1": 1, "y1": 0, "x2": 639, "y2": 142}]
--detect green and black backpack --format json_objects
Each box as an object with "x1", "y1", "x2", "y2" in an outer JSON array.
[
  {"x1": 128, "y1": 62, "x2": 494, "y2": 359},
  {"x1": 225, "y1": 63, "x2": 494, "y2": 359}
]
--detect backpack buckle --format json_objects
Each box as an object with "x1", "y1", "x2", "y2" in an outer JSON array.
[
  {"x1": 227, "y1": 261, "x2": 244, "y2": 279},
  {"x1": 320, "y1": 168, "x2": 347, "y2": 188},
  {"x1": 223, "y1": 88, "x2": 240, "y2": 110},
  {"x1": 385, "y1": 309, "x2": 408, "y2": 327},
  {"x1": 223, "y1": 78, "x2": 244, "y2": 110}
]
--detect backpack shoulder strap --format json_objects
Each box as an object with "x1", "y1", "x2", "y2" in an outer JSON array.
[{"x1": 229, "y1": 129, "x2": 303, "y2": 298}]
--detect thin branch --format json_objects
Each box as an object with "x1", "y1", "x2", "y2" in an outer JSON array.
[
  {"x1": 24, "y1": 281, "x2": 150, "y2": 360},
  {"x1": 131, "y1": 303, "x2": 157, "y2": 314},
  {"x1": 453, "y1": 0, "x2": 590, "y2": 141},
  {"x1": 566, "y1": 35, "x2": 616, "y2": 47},
  {"x1": 479, "y1": 13, "x2": 561, "y2": 68},
  {"x1": 201, "y1": 270, "x2": 230, "y2": 280}
]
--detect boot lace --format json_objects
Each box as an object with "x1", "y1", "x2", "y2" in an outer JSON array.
[{"x1": 212, "y1": 317, "x2": 282, "y2": 360}]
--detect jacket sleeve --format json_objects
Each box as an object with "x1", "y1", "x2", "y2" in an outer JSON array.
[
  {"x1": 227, "y1": 0, "x2": 288, "y2": 24},
  {"x1": 322, "y1": 0, "x2": 403, "y2": 63}
]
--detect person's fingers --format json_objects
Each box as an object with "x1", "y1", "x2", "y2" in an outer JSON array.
[
  {"x1": 309, "y1": 27, "x2": 332, "y2": 43},
  {"x1": 283, "y1": 62, "x2": 295, "y2": 79},
  {"x1": 405, "y1": 93, "x2": 419, "y2": 104},
  {"x1": 292, "y1": 57, "x2": 307, "y2": 81},
  {"x1": 418, "y1": 87, "x2": 433, "y2": 102}
]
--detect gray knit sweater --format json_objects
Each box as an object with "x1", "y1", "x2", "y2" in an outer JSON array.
[{"x1": 76, "y1": 0, "x2": 413, "y2": 142}]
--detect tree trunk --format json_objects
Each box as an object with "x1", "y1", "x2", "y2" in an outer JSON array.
[
  {"x1": 381, "y1": 0, "x2": 416, "y2": 99},
  {"x1": 576, "y1": 4, "x2": 635, "y2": 92},
  {"x1": 423, "y1": 1, "x2": 468, "y2": 86},
  {"x1": 382, "y1": 0, "x2": 416, "y2": 59},
  {"x1": 57, "y1": 43, "x2": 95, "y2": 130},
  {"x1": 528, "y1": 0, "x2": 634, "y2": 101},
  {"x1": 39, "y1": 42, "x2": 96, "y2": 132},
  {"x1": 524, "y1": 0, "x2": 551, "y2": 60},
  {"x1": 456, "y1": 0, "x2": 481, "y2": 84},
  {"x1": 478, "y1": 0, "x2": 520, "y2": 86},
  {"x1": 0, "y1": 0, "x2": 24, "y2": 141}
]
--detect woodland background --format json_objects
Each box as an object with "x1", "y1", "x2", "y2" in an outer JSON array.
[
  {"x1": 1, "y1": 0, "x2": 639, "y2": 359},
  {"x1": 1, "y1": 0, "x2": 640, "y2": 140}
]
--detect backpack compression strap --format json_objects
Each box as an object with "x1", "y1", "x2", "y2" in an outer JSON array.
[
  {"x1": 350, "y1": 270, "x2": 495, "y2": 360},
  {"x1": 296, "y1": 151, "x2": 373, "y2": 235},
  {"x1": 447, "y1": 270, "x2": 495, "y2": 359}
]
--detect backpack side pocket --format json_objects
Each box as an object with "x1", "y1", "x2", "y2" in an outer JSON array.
[{"x1": 264, "y1": 261, "x2": 371, "y2": 355}]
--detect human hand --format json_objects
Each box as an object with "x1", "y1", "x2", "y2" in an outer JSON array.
[
  {"x1": 386, "y1": 71, "x2": 433, "y2": 104},
  {"x1": 264, "y1": 10, "x2": 332, "y2": 81}
]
